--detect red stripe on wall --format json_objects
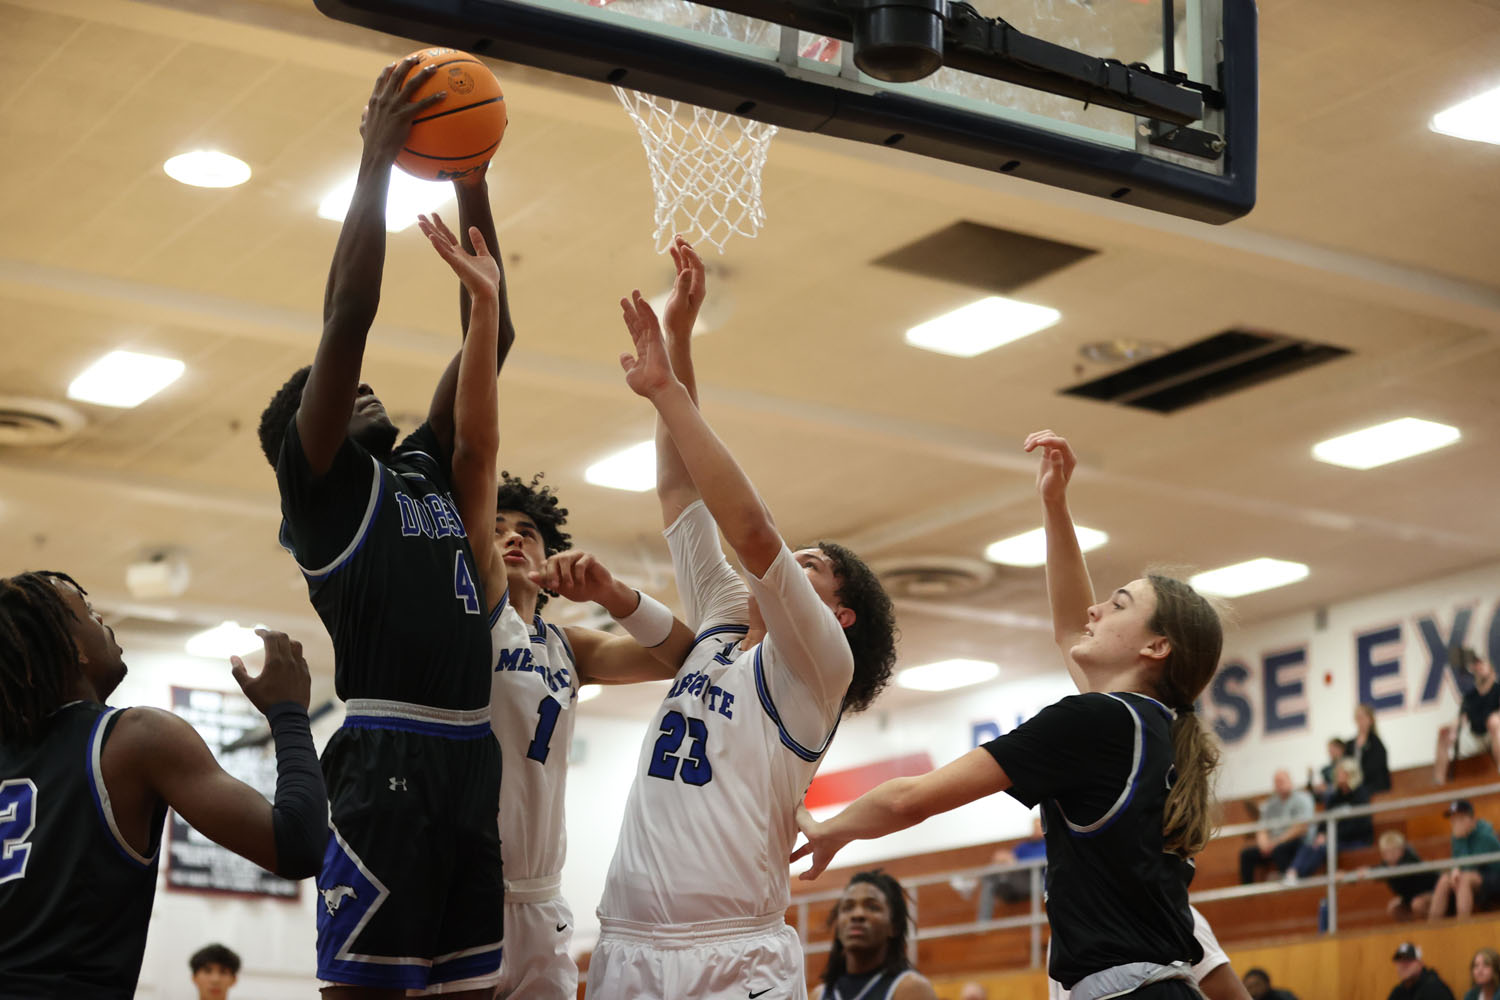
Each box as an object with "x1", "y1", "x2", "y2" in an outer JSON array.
[{"x1": 804, "y1": 753, "x2": 935, "y2": 809}]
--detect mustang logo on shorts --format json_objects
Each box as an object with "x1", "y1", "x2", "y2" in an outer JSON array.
[{"x1": 321, "y1": 883, "x2": 358, "y2": 916}]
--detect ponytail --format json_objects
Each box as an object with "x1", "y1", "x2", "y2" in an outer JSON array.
[
  {"x1": 1162, "y1": 708, "x2": 1219, "y2": 856},
  {"x1": 1146, "y1": 573, "x2": 1226, "y2": 858}
]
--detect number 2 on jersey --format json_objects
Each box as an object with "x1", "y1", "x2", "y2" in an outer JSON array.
[
  {"x1": 0, "y1": 779, "x2": 38, "y2": 885},
  {"x1": 646, "y1": 711, "x2": 712, "y2": 786},
  {"x1": 526, "y1": 697, "x2": 563, "y2": 764},
  {"x1": 453, "y1": 552, "x2": 481, "y2": 615}
]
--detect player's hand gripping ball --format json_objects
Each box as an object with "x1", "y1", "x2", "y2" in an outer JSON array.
[{"x1": 394, "y1": 48, "x2": 507, "y2": 182}]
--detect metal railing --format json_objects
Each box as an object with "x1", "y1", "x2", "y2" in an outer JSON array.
[{"x1": 790, "y1": 780, "x2": 1500, "y2": 968}]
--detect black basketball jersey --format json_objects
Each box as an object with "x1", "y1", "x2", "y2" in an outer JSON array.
[
  {"x1": 277, "y1": 419, "x2": 493, "y2": 711},
  {"x1": 983, "y1": 691, "x2": 1200, "y2": 990},
  {"x1": 827, "y1": 968, "x2": 915, "y2": 1000},
  {"x1": 0, "y1": 702, "x2": 166, "y2": 997}
]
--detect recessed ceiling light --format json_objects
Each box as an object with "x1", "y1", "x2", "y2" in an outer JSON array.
[
  {"x1": 984, "y1": 526, "x2": 1108, "y2": 568},
  {"x1": 186, "y1": 621, "x2": 267, "y2": 659},
  {"x1": 897, "y1": 658, "x2": 1001, "y2": 692},
  {"x1": 163, "y1": 150, "x2": 252, "y2": 188},
  {"x1": 1312, "y1": 417, "x2": 1461, "y2": 470},
  {"x1": 67, "y1": 350, "x2": 186, "y2": 408},
  {"x1": 578, "y1": 684, "x2": 602, "y2": 703},
  {"x1": 317, "y1": 167, "x2": 455, "y2": 232},
  {"x1": 905, "y1": 296, "x2": 1060, "y2": 358},
  {"x1": 1430, "y1": 85, "x2": 1500, "y2": 145},
  {"x1": 1190, "y1": 558, "x2": 1308, "y2": 598},
  {"x1": 584, "y1": 440, "x2": 656, "y2": 492}
]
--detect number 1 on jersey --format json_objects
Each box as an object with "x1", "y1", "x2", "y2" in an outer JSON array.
[
  {"x1": 526, "y1": 697, "x2": 563, "y2": 764},
  {"x1": 0, "y1": 779, "x2": 38, "y2": 885}
]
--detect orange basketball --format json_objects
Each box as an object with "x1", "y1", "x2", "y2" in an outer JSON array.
[{"x1": 394, "y1": 48, "x2": 507, "y2": 182}]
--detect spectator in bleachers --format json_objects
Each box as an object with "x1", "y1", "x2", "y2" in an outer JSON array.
[
  {"x1": 1349, "y1": 703, "x2": 1392, "y2": 794},
  {"x1": 1387, "y1": 942, "x2": 1456, "y2": 1000},
  {"x1": 976, "y1": 814, "x2": 1046, "y2": 920},
  {"x1": 1239, "y1": 769, "x2": 1315, "y2": 884},
  {"x1": 1464, "y1": 947, "x2": 1500, "y2": 1000},
  {"x1": 813, "y1": 870, "x2": 937, "y2": 1000},
  {"x1": 1436, "y1": 650, "x2": 1500, "y2": 782},
  {"x1": 1370, "y1": 830, "x2": 1437, "y2": 920},
  {"x1": 1430, "y1": 799, "x2": 1500, "y2": 922},
  {"x1": 1288, "y1": 758, "x2": 1374, "y2": 880},
  {"x1": 1309, "y1": 737, "x2": 1346, "y2": 798},
  {"x1": 1242, "y1": 968, "x2": 1298, "y2": 1000}
]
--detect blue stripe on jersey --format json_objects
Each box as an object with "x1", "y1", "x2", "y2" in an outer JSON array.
[
  {"x1": 402, "y1": 449, "x2": 442, "y2": 478},
  {"x1": 693, "y1": 624, "x2": 749, "y2": 647},
  {"x1": 1059, "y1": 693, "x2": 1146, "y2": 838},
  {"x1": 752, "y1": 646, "x2": 841, "y2": 763},
  {"x1": 428, "y1": 943, "x2": 504, "y2": 985},
  {"x1": 342, "y1": 716, "x2": 492, "y2": 740},
  {"x1": 300, "y1": 460, "x2": 386, "y2": 580},
  {"x1": 488, "y1": 589, "x2": 509, "y2": 628},
  {"x1": 84, "y1": 709, "x2": 152, "y2": 869},
  {"x1": 547, "y1": 623, "x2": 576, "y2": 667}
]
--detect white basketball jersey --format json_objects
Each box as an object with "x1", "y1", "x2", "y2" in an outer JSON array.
[
  {"x1": 489, "y1": 592, "x2": 578, "y2": 882},
  {"x1": 599, "y1": 502, "x2": 852, "y2": 926}
]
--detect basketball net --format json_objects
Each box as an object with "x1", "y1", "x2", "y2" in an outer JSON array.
[
  {"x1": 584, "y1": 0, "x2": 845, "y2": 252},
  {"x1": 612, "y1": 87, "x2": 776, "y2": 253}
]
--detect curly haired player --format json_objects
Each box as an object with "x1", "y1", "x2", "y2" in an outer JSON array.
[{"x1": 587, "y1": 239, "x2": 899, "y2": 1000}]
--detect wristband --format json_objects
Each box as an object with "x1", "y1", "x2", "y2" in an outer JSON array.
[{"x1": 613, "y1": 590, "x2": 674, "y2": 648}]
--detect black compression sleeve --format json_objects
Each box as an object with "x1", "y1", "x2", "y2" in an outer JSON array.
[{"x1": 265, "y1": 702, "x2": 328, "y2": 879}]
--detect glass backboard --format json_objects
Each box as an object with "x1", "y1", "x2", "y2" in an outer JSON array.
[{"x1": 315, "y1": 0, "x2": 1255, "y2": 221}]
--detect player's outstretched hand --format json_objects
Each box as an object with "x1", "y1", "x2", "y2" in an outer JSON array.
[
  {"x1": 529, "y1": 550, "x2": 623, "y2": 608},
  {"x1": 790, "y1": 804, "x2": 848, "y2": 881},
  {"x1": 361, "y1": 55, "x2": 445, "y2": 165},
  {"x1": 619, "y1": 290, "x2": 677, "y2": 400},
  {"x1": 662, "y1": 236, "x2": 706, "y2": 341},
  {"x1": 1023, "y1": 429, "x2": 1077, "y2": 504},
  {"x1": 232, "y1": 629, "x2": 312, "y2": 714},
  {"x1": 418, "y1": 215, "x2": 500, "y2": 299}
]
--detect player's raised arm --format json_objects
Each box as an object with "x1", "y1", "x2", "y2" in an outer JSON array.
[
  {"x1": 419, "y1": 216, "x2": 502, "y2": 585},
  {"x1": 655, "y1": 237, "x2": 707, "y2": 529},
  {"x1": 621, "y1": 291, "x2": 781, "y2": 577},
  {"x1": 1023, "y1": 430, "x2": 1094, "y2": 692},
  {"x1": 107, "y1": 630, "x2": 326, "y2": 878},
  {"x1": 528, "y1": 550, "x2": 697, "y2": 683},
  {"x1": 423, "y1": 177, "x2": 517, "y2": 458},
  {"x1": 298, "y1": 56, "x2": 444, "y2": 476}
]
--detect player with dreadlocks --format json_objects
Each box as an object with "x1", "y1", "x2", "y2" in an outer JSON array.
[
  {"x1": 814, "y1": 870, "x2": 936, "y2": 1000},
  {"x1": 0, "y1": 571, "x2": 325, "y2": 995}
]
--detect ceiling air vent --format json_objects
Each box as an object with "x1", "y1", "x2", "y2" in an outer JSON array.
[
  {"x1": 873, "y1": 220, "x2": 1096, "y2": 293},
  {"x1": 872, "y1": 556, "x2": 995, "y2": 600},
  {"x1": 1063, "y1": 329, "x2": 1349, "y2": 414},
  {"x1": 0, "y1": 397, "x2": 85, "y2": 447}
]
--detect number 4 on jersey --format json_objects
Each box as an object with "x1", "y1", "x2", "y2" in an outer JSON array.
[
  {"x1": 454, "y1": 552, "x2": 481, "y2": 615},
  {"x1": 0, "y1": 778, "x2": 38, "y2": 885}
]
